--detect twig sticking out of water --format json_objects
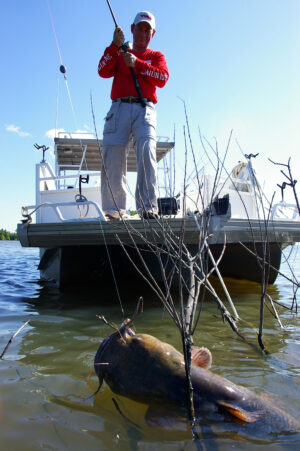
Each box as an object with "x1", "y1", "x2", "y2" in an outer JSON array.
[
  {"x1": 0, "y1": 320, "x2": 30, "y2": 360},
  {"x1": 110, "y1": 104, "x2": 240, "y2": 449},
  {"x1": 96, "y1": 315, "x2": 118, "y2": 331},
  {"x1": 131, "y1": 297, "x2": 144, "y2": 322},
  {"x1": 200, "y1": 139, "x2": 299, "y2": 339},
  {"x1": 256, "y1": 192, "x2": 276, "y2": 354}
]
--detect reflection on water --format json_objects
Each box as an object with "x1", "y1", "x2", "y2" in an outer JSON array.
[{"x1": 0, "y1": 241, "x2": 299, "y2": 450}]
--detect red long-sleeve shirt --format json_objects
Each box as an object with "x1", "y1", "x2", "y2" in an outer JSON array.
[{"x1": 98, "y1": 42, "x2": 169, "y2": 104}]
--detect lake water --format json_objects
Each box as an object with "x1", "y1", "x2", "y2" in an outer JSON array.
[{"x1": 0, "y1": 240, "x2": 299, "y2": 450}]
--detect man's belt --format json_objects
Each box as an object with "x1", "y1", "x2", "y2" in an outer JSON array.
[{"x1": 113, "y1": 97, "x2": 154, "y2": 104}]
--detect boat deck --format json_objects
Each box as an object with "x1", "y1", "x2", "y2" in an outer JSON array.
[{"x1": 17, "y1": 216, "x2": 300, "y2": 248}]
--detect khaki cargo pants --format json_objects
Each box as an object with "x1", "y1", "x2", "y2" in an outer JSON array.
[{"x1": 100, "y1": 99, "x2": 158, "y2": 214}]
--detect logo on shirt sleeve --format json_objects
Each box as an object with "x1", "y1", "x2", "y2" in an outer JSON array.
[
  {"x1": 98, "y1": 53, "x2": 112, "y2": 70},
  {"x1": 141, "y1": 69, "x2": 168, "y2": 81}
]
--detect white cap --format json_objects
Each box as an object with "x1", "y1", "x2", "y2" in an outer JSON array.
[{"x1": 133, "y1": 11, "x2": 156, "y2": 30}]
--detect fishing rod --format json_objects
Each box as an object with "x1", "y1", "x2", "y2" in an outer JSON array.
[{"x1": 105, "y1": 0, "x2": 146, "y2": 107}]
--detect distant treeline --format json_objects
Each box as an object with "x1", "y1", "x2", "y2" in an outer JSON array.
[{"x1": 0, "y1": 229, "x2": 18, "y2": 240}]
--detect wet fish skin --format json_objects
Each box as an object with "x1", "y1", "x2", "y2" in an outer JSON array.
[{"x1": 94, "y1": 324, "x2": 300, "y2": 432}]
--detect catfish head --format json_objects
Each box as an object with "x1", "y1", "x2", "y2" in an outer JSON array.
[
  {"x1": 94, "y1": 318, "x2": 135, "y2": 388},
  {"x1": 94, "y1": 317, "x2": 212, "y2": 405}
]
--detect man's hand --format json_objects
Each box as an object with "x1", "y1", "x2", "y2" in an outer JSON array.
[
  {"x1": 113, "y1": 27, "x2": 124, "y2": 48},
  {"x1": 122, "y1": 52, "x2": 137, "y2": 68}
]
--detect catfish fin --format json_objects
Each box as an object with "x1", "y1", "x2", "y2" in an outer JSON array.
[
  {"x1": 191, "y1": 346, "x2": 212, "y2": 369},
  {"x1": 218, "y1": 401, "x2": 263, "y2": 423}
]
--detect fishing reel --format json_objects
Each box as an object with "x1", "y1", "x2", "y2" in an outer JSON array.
[{"x1": 120, "y1": 41, "x2": 132, "y2": 53}]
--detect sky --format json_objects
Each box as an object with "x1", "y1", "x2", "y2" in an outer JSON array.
[{"x1": 1, "y1": 0, "x2": 300, "y2": 232}]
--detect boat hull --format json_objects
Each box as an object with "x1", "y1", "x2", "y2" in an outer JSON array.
[{"x1": 37, "y1": 241, "x2": 282, "y2": 288}]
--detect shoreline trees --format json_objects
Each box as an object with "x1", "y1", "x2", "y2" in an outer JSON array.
[{"x1": 0, "y1": 229, "x2": 18, "y2": 240}]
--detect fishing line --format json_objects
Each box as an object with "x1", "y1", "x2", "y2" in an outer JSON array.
[
  {"x1": 46, "y1": 0, "x2": 81, "y2": 134},
  {"x1": 90, "y1": 93, "x2": 125, "y2": 319},
  {"x1": 55, "y1": 77, "x2": 59, "y2": 138},
  {"x1": 46, "y1": 0, "x2": 63, "y2": 66},
  {"x1": 46, "y1": 0, "x2": 89, "y2": 189},
  {"x1": 97, "y1": 218, "x2": 125, "y2": 320}
]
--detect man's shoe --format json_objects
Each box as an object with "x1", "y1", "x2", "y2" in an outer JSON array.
[
  {"x1": 142, "y1": 210, "x2": 159, "y2": 220},
  {"x1": 105, "y1": 209, "x2": 123, "y2": 220}
]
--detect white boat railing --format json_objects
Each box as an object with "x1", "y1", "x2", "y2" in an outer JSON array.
[
  {"x1": 35, "y1": 161, "x2": 102, "y2": 223},
  {"x1": 22, "y1": 200, "x2": 106, "y2": 223},
  {"x1": 37, "y1": 171, "x2": 101, "y2": 184},
  {"x1": 270, "y1": 202, "x2": 300, "y2": 221}
]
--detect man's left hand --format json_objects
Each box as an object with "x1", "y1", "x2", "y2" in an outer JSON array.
[{"x1": 123, "y1": 52, "x2": 137, "y2": 68}]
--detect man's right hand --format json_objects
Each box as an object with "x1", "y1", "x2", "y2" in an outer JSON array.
[{"x1": 113, "y1": 27, "x2": 124, "y2": 48}]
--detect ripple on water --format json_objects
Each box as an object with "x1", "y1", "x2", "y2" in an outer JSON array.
[{"x1": 0, "y1": 241, "x2": 39, "y2": 297}]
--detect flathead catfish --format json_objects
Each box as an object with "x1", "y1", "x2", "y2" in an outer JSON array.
[{"x1": 94, "y1": 319, "x2": 300, "y2": 432}]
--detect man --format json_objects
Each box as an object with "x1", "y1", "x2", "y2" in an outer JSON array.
[{"x1": 98, "y1": 11, "x2": 169, "y2": 220}]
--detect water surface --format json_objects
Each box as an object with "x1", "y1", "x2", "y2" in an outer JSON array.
[{"x1": 0, "y1": 241, "x2": 299, "y2": 450}]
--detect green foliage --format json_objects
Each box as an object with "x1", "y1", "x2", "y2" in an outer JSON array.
[{"x1": 0, "y1": 229, "x2": 18, "y2": 240}]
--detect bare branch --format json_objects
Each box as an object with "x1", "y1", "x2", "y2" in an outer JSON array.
[{"x1": 0, "y1": 320, "x2": 30, "y2": 360}]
